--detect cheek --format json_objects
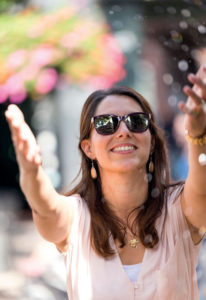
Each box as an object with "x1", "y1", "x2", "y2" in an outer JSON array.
[
  {"x1": 134, "y1": 132, "x2": 152, "y2": 148},
  {"x1": 90, "y1": 133, "x2": 111, "y2": 158}
]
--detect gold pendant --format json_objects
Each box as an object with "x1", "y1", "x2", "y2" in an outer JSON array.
[{"x1": 128, "y1": 237, "x2": 139, "y2": 248}]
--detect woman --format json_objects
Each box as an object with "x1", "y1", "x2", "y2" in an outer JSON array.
[{"x1": 5, "y1": 66, "x2": 206, "y2": 300}]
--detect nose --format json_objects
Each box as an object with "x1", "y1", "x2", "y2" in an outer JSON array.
[{"x1": 115, "y1": 120, "x2": 131, "y2": 138}]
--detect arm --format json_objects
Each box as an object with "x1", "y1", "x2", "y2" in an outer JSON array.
[
  {"x1": 5, "y1": 105, "x2": 74, "y2": 249},
  {"x1": 179, "y1": 66, "x2": 206, "y2": 237}
]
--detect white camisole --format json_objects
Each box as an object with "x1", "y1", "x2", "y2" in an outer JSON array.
[{"x1": 123, "y1": 263, "x2": 142, "y2": 283}]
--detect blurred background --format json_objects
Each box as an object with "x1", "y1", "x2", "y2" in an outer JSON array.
[{"x1": 0, "y1": 0, "x2": 206, "y2": 299}]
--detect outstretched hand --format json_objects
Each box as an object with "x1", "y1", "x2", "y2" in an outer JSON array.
[
  {"x1": 5, "y1": 104, "x2": 42, "y2": 173},
  {"x1": 179, "y1": 65, "x2": 206, "y2": 138}
]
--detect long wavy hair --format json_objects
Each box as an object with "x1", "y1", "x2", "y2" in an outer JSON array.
[{"x1": 65, "y1": 86, "x2": 175, "y2": 258}]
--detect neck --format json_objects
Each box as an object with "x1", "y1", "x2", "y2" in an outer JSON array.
[{"x1": 100, "y1": 168, "x2": 149, "y2": 222}]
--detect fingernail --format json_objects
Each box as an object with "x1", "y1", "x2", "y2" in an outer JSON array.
[{"x1": 189, "y1": 73, "x2": 195, "y2": 79}]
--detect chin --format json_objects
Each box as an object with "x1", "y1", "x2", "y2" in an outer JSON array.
[{"x1": 110, "y1": 162, "x2": 141, "y2": 173}]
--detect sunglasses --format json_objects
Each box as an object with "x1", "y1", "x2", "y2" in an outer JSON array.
[{"x1": 91, "y1": 112, "x2": 151, "y2": 135}]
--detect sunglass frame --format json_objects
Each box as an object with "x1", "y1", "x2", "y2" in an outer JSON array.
[{"x1": 91, "y1": 112, "x2": 151, "y2": 135}]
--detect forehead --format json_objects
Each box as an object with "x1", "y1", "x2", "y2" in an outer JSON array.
[{"x1": 95, "y1": 95, "x2": 143, "y2": 115}]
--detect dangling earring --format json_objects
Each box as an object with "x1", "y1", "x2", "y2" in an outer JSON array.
[
  {"x1": 91, "y1": 160, "x2": 97, "y2": 179},
  {"x1": 148, "y1": 155, "x2": 154, "y2": 173}
]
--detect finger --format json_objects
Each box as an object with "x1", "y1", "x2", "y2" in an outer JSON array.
[
  {"x1": 179, "y1": 101, "x2": 188, "y2": 114},
  {"x1": 197, "y1": 65, "x2": 206, "y2": 77},
  {"x1": 22, "y1": 136, "x2": 30, "y2": 156},
  {"x1": 6, "y1": 104, "x2": 25, "y2": 122},
  {"x1": 5, "y1": 110, "x2": 23, "y2": 138},
  {"x1": 183, "y1": 85, "x2": 203, "y2": 105},
  {"x1": 34, "y1": 154, "x2": 42, "y2": 165},
  {"x1": 36, "y1": 145, "x2": 41, "y2": 154},
  {"x1": 178, "y1": 101, "x2": 201, "y2": 117},
  {"x1": 34, "y1": 147, "x2": 42, "y2": 165},
  {"x1": 187, "y1": 73, "x2": 206, "y2": 96},
  {"x1": 5, "y1": 106, "x2": 25, "y2": 134}
]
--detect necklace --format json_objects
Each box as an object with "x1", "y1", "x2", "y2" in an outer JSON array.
[{"x1": 128, "y1": 236, "x2": 139, "y2": 248}]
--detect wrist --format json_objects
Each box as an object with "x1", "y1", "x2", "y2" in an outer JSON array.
[{"x1": 185, "y1": 130, "x2": 206, "y2": 146}]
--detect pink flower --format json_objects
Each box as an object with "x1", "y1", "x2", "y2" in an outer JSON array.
[
  {"x1": 0, "y1": 85, "x2": 8, "y2": 103},
  {"x1": 10, "y1": 90, "x2": 27, "y2": 104},
  {"x1": 6, "y1": 74, "x2": 27, "y2": 103},
  {"x1": 31, "y1": 46, "x2": 55, "y2": 67},
  {"x1": 35, "y1": 68, "x2": 58, "y2": 94},
  {"x1": 20, "y1": 64, "x2": 39, "y2": 81},
  {"x1": 89, "y1": 76, "x2": 115, "y2": 89},
  {"x1": 6, "y1": 50, "x2": 28, "y2": 71},
  {"x1": 6, "y1": 50, "x2": 28, "y2": 70},
  {"x1": 60, "y1": 32, "x2": 80, "y2": 49}
]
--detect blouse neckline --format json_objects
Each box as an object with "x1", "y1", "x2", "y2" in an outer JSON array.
[{"x1": 111, "y1": 236, "x2": 147, "y2": 288}]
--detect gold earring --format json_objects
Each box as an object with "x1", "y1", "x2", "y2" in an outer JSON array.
[
  {"x1": 91, "y1": 160, "x2": 97, "y2": 179},
  {"x1": 148, "y1": 155, "x2": 154, "y2": 173}
]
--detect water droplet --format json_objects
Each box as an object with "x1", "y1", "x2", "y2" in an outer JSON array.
[
  {"x1": 163, "y1": 73, "x2": 173, "y2": 85},
  {"x1": 151, "y1": 188, "x2": 160, "y2": 198},
  {"x1": 167, "y1": 7, "x2": 176, "y2": 14},
  {"x1": 42, "y1": 152, "x2": 59, "y2": 169},
  {"x1": 112, "y1": 20, "x2": 123, "y2": 30},
  {"x1": 168, "y1": 95, "x2": 177, "y2": 107},
  {"x1": 181, "y1": 44, "x2": 189, "y2": 52},
  {"x1": 170, "y1": 30, "x2": 183, "y2": 43},
  {"x1": 179, "y1": 21, "x2": 188, "y2": 29},
  {"x1": 198, "y1": 25, "x2": 206, "y2": 34},
  {"x1": 45, "y1": 168, "x2": 61, "y2": 188},
  {"x1": 109, "y1": 10, "x2": 114, "y2": 15},
  {"x1": 178, "y1": 60, "x2": 189, "y2": 71},
  {"x1": 199, "y1": 226, "x2": 206, "y2": 235},
  {"x1": 171, "y1": 82, "x2": 181, "y2": 93},
  {"x1": 145, "y1": 173, "x2": 153, "y2": 182},
  {"x1": 144, "y1": 234, "x2": 153, "y2": 244},
  {"x1": 114, "y1": 30, "x2": 137, "y2": 52},
  {"x1": 37, "y1": 131, "x2": 57, "y2": 153},
  {"x1": 112, "y1": 5, "x2": 122, "y2": 12},
  {"x1": 181, "y1": 9, "x2": 191, "y2": 18},
  {"x1": 190, "y1": 49, "x2": 201, "y2": 59},
  {"x1": 198, "y1": 153, "x2": 206, "y2": 166}
]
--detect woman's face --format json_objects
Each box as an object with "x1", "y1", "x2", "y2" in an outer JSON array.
[{"x1": 81, "y1": 95, "x2": 153, "y2": 175}]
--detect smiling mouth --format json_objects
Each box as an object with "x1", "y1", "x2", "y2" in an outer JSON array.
[{"x1": 112, "y1": 145, "x2": 137, "y2": 152}]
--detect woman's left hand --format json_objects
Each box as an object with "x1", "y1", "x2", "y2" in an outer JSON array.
[{"x1": 179, "y1": 65, "x2": 206, "y2": 138}]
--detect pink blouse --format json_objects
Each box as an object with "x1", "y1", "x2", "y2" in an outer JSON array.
[{"x1": 64, "y1": 187, "x2": 204, "y2": 300}]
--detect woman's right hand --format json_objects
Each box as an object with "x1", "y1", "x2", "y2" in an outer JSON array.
[{"x1": 5, "y1": 104, "x2": 42, "y2": 174}]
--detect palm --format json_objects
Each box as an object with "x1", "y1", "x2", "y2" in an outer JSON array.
[
  {"x1": 180, "y1": 66, "x2": 206, "y2": 137},
  {"x1": 5, "y1": 104, "x2": 42, "y2": 174}
]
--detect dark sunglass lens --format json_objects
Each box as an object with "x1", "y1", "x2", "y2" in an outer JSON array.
[
  {"x1": 126, "y1": 113, "x2": 149, "y2": 132},
  {"x1": 94, "y1": 115, "x2": 118, "y2": 135}
]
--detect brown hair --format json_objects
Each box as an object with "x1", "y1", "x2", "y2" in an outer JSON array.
[{"x1": 65, "y1": 86, "x2": 174, "y2": 257}]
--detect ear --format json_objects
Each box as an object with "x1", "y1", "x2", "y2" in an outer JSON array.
[{"x1": 81, "y1": 139, "x2": 96, "y2": 160}]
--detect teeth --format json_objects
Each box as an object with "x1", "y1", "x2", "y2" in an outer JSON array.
[{"x1": 113, "y1": 146, "x2": 135, "y2": 152}]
